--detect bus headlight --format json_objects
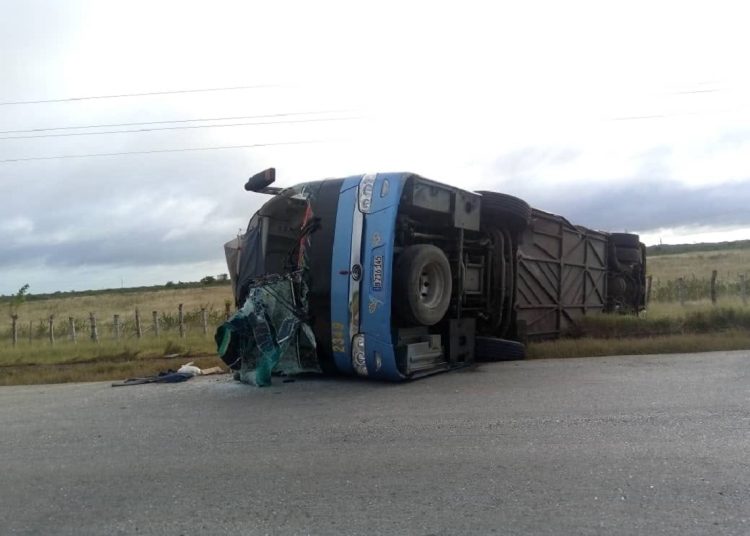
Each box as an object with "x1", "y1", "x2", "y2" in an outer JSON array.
[
  {"x1": 358, "y1": 174, "x2": 376, "y2": 213},
  {"x1": 352, "y1": 333, "x2": 368, "y2": 376}
]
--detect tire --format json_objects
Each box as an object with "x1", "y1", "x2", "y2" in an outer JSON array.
[
  {"x1": 475, "y1": 337, "x2": 526, "y2": 362},
  {"x1": 393, "y1": 244, "x2": 453, "y2": 326},
  {"x1": 616, "y1": 246, "x2": 642, "y2": 264},
  {"x1": 610, "y1": 233, "x2": 640, "y2": 248},
  {"x1": 476, "y1": 191, "x2": 531, "y2": 232}
]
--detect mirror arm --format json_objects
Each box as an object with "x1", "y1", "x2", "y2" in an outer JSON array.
[{"x1": 259, "y1": 187, "x2": 282, "y2": 195}]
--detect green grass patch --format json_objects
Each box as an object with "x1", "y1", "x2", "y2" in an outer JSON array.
[
  {"x1": 568, "y1": 306, "x2": 750, "y2": 339},
  {"x1": 0, "y1": 333, "x2": 217, "y2": 367},
  {"x1": 529, "y1": 305, "x2": 750, "y2": 360},
  {"x1": 0, "y1": 355, "x2": 225, "y2": 386},
  {"x1": 0, "y1": 326, "x2": 226, "y2": 386},
  {"x1": 528, "y1": 330, "x2": 750, "y2": 359}
]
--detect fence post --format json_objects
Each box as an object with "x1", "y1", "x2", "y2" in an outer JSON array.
[
  {"x1": 48, "y1": 315, "x2": 55, "y2": 345},
  {"x1": 113, "y1": 314, "x2": 121, "y2": 340},
  {"x1": 225, "y1": 301, "x2": 231, "y2": 320},
  {"x1": 710, "y1": 270, "x2": 718, "y2": 305},
  {"x1": 152, "y1": 311, "x2": 160, "y2": 338},
  {"x1": 741, "y1": 274, "x2": 748, "y2": 306},
  {"x1": 135, "y1": 308, "x2": 142, "y2": 338},
  {"x1": 201, "y1": 307, "x2": 208, "y2": 335},
  {"x1": 69, "y1": 317, "x2": 77, "y2": 343},
  {"x1": 678, "y1": 277, "x2": 685, "y2": 306},
  {"x1": 89, "y1": 312, "x2": 99, "y2": 343},
  {"x1": 178, "y1": 304, "x2": 185, "y2": 339},
  {"x1": 11, "y1": 315, "x2": 18, "y2": 347},
  {"x1": 28, "y1": 320, "x2": 33, "y2": 344},
  {"x1": 646, "y1": 275, "x2": 653, "y2": 305}
]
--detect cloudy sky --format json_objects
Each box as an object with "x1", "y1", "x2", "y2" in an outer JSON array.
[{"x1": 2, "y1": 0, "x2": 749, "y2": 294}]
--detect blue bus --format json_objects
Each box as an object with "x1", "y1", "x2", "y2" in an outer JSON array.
[{"x1": 219, "y1": 169, "x2": 646, "y2": 383}]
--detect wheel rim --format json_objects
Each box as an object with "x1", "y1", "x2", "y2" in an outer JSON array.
[{"x1": 417, "y1": 262, "x2": 446, "y2": 309}]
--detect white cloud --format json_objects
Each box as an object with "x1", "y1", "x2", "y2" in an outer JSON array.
[{"x1": 0, "y1": 216, "x2": 34, "y2": 234}]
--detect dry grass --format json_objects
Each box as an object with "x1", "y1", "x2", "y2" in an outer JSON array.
[
  {"x1": 647, "y1": 248, "x2": 750, "y2": 283},
  {"x1": 645, "y1": 246, "x2": 750, "y2": 302},
  {"x1": 14, "y1": 285, "x2": 233, "y2": 320},
  {"x1": 646, "y1": 298, "x2": 748, "y2": 317},
  {"x1": 0, "y1": 285, "x2": 234, "y2": 386}
]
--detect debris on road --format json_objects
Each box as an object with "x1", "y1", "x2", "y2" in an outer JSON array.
[
  {"x1": 176, "y1": 362, "x2": 202, "y2": 376},
  {"x1": 110, "y1": 362, "x2": 227, "y2": 387},
  {"x1": 111, "y1": 371, "x2": 194, "y2": 387},
  {"x1": 215, "y1": 272, "x2": 319, "y2": 387}
]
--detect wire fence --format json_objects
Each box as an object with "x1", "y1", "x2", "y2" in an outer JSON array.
[
  {"x1": 5, "y1": 303, "x2": 232, "y2": 348},
  {"x1": 5, "y1": 273, "x2": 748, "y2": 347},
  {"x1": 649, "y1": 273, "x2": 749, "y2": 304}
]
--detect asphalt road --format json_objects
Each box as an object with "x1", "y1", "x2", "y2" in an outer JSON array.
[{"x1": 1, "y1": 351, "x2": 749, "y2": 535}]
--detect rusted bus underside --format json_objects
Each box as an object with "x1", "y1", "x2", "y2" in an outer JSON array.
[{"x1": 515, "y1": 209, "x2": 608, "y2": 340}]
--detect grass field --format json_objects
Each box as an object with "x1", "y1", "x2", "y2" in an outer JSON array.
[
  {"x1": 1, "y1": 284, "x2": 232, "y2": 386},
  {"x1": 15, "y1": 284, "x2": 233, "y2": 320},
  {"x1": 1, "y1": 244, "x2": 749, "y2": 386},
  {"x1": 647, "y1": 247, "x2": 750, "y2": 282}
]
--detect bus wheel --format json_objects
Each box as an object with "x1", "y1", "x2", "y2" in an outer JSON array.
[
  {"x1": 610, "y1": 233, "x2": 641, "y2": 248},
  {"x1": 616, "y1": 246, "x2": 642, "y2": 264},
  {"x1": 394, "y1": 244, "x2": 452, "y2": 326},
  {"x1": 476, "y1": 191, "x2": 531, "y2": 233}
]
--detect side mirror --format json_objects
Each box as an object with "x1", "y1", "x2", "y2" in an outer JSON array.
[{"x1": 244, "y1": 168, "x2": 278, "y2": 193}]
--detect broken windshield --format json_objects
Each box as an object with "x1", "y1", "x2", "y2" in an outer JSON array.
[{"x1": 234, "y1": 185, "x2": 315, "y2": 306}]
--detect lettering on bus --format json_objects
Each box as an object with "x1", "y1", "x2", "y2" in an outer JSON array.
[{"x1": 372, "y1": 254, "x2": 384, "y2": 291}]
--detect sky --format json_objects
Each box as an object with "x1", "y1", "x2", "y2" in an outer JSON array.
[{"x1": 2, "y1": 0, "x2": 749, "y2": 294}]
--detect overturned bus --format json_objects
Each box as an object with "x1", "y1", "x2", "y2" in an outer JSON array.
[{"x1": 217, "y1": 170, "x2": 646, "y2": 384}]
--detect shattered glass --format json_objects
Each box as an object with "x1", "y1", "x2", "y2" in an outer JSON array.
[{"x1": 215, "y1": 272, "x2": 319, "y2": 386}]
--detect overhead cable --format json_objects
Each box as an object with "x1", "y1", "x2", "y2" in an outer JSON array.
[
  {"x1": 0, "y1": 140, "x2": 319, "y2": 163},
  {"x1": 0, "y1": 84, "x2": 275, "y2": 106},
  {"x1": 0, "y1": 110, "x2": 346, "y2": 134},
  {"x1": 0, "y1": 116, "x2": 355, "y2": 140}
]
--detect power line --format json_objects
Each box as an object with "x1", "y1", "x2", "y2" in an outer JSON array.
[
  {"x1": 671, "y1": 88, "x2": 722, "y2": 95},
  {"x1": 611, "y1": 114, "x2": 670, "y2": 121},
  {"x1": 0, "y1": 110, "x2": 346, "y2": 134},
  {"x1": 0, "y1": 84, "x2": 274, "y2": 106},
  {"x1": 610, "y1": 108, "x2": 738, "y2": 121},
  {"x1": 0, "y1": 140, "x2": 319, "y2": 163},
  {"x1": 0, "y1": 116, "x2": 355, "y2": 140}
]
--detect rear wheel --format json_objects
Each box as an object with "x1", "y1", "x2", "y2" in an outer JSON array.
[
  {"x1": 475, "y1": 337, "x2": 526, "y2": 362},
  {"x1": 610, "y1": 233, "x2": 641, "y2": 248},
  {"x1": 394, "y1": 244, "x2": 452, "y2": 326},
  {"x1": 616, "y1": 246, "x2": 642, "y2": 264},
  {"x1": 476, "y1": 191, "x2": 531, "y2": 233}
]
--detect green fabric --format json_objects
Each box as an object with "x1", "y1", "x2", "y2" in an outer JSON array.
[{"x1": 217, "y1": 325, "x2": 232, "y2": 357}]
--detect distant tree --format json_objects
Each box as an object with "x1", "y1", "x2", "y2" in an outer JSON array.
[
  {"x1": 8, "y1": 284, "x2": 30, "y2": 318},
  {"x1": 165, "y1": 281, "x2": 175, "y2": 288},
  {"x1": 200, "y1": 275, "x2": 216, "y2": 285}
]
